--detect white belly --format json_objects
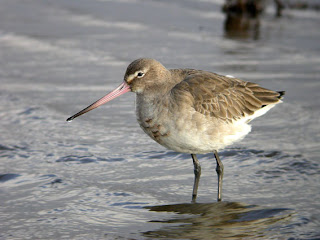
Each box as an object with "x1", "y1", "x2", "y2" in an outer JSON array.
[
  {"x1": 155, "y1": 112, "x2": 252, "y2": 154},
  {"x1": 136, "y1": 97, "x2": 252, "y2": 154}
]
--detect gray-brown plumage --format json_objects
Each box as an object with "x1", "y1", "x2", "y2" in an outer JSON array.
[
  {"x1": 67, "y1": 58, "x2": 284, "y2": 202},
  {"x1": 169, "y1": 69, "x2": 282, "y2": 123}
]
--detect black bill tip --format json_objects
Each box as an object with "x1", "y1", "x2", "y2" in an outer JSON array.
[{"x1": 66, "y1": 116, "x2": 74, "y2": 122}]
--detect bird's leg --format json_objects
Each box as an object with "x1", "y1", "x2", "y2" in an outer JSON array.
[
  {"x1": 191, "y1": 154, "x2": 201, "y2": 203},
  {"x1": 214, "y1": 150, "x2": 224, "y2": 202}
]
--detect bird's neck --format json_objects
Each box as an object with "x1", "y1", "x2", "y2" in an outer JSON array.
[{"x1": 135, "y1": 86, "x2": 171, "y2": 123}]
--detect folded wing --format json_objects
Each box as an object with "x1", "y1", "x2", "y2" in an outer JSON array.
[{"x1": 172, "y1": 71, "x2": 282, "y2": 123}]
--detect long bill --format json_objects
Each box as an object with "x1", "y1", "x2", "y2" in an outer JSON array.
[{"x1": 66, "y1": 81, "x2": 131, "y2": 122}]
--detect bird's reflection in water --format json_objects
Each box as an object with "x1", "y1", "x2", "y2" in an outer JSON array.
[
  {"x1": 143, "y1": 202, "x2": 292, "y2": 239},
  {"x1": 224, "y1": 14, "x2": 260, "y2": 40},
  {"x1": 222, "y1": 0, "x2": 263, "y2": 40}
]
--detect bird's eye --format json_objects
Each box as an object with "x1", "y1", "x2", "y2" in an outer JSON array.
[{"x1": 137, "y1": 71, "x2": 145, "y2": 78}]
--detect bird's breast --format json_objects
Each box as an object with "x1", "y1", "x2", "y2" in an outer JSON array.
[{"x1": 135, "y1": 95, "x2": 172, "y2": 143}]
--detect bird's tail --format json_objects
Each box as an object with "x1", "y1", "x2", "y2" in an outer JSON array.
[{"x1": 277, "y1": 91, "x2": 285, "y2": 99}]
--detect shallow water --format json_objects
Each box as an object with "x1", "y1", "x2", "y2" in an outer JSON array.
[{"x1": 0, "y1": 0, "x2": 319, "y2": 239}]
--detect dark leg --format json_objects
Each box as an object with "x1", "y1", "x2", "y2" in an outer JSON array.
[
  {"x1": 214, "y1": 150, "x2": 224, "y2": 202},
  {"x1": 191, "y1": 154, "x2": 201, "y2": 203}
]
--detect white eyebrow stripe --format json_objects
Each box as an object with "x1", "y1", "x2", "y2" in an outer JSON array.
[{"x1": 127, "y1": 74, "x2": 135, "y2": 83}]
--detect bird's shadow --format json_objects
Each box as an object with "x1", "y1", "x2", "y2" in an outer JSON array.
[{"x1": 142, "y1": 201, "x2": 292, "y2": 239}]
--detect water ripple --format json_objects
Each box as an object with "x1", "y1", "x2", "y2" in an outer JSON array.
[
  {"x1": 56, "y1": 154, "x2": 125, "y2": 164},
  {"x1": 0, "y1": 173, "x2": 21, "y2": 182},
  {"x1": 0, "y1": 144, "x2": 14, "y2": 151}
]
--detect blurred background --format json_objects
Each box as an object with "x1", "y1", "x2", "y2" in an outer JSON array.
[{"x1": 0, "y1": 0, "x2": 319, "y2": 239}]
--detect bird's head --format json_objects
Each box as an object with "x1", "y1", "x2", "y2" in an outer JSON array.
[
  {"x1": 66, "y1": 58, "x2": 168, "y2": 121},
  {"x1": 124, "y1": 58, "x2": 170, "y2": 94}
]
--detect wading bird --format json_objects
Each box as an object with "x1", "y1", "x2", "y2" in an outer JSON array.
[{"x1": 67, "y1": 58, "x2": 284, "y2": 202}]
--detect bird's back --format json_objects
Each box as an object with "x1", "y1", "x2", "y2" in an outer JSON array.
[{"x1": 170, "y1": 69, "x2": 283, "y2": 123}]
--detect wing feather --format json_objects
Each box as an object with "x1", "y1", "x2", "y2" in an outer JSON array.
[{"x1": 171, "y1": 70, "x2": 281, "y2": 122}]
